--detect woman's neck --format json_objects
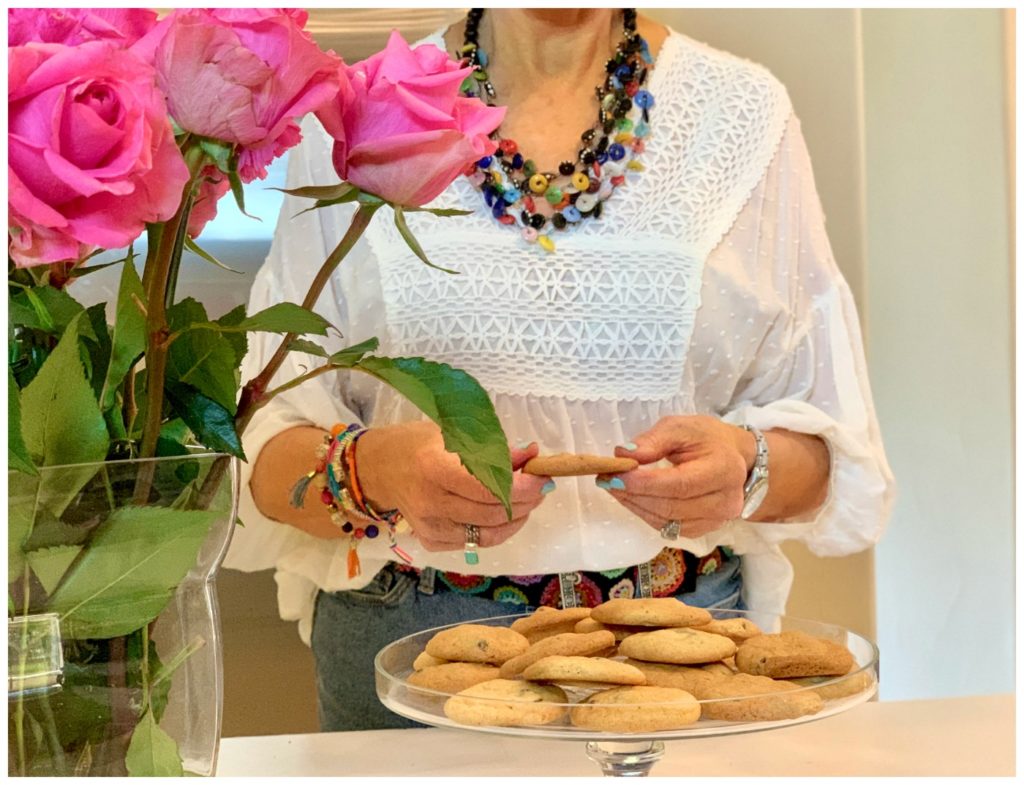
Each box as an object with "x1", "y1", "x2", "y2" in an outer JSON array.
[{"x1": 483, "y1": 9, "x2": 620, "y2": 83}]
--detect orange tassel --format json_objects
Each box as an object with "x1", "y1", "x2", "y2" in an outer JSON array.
[{"x1": 347, "y1": 543, "x2": 361, "y2": 579}]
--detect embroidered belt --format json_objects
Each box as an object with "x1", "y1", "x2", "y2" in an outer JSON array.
[{"x1": 393, "y1": 546, "x2": 730, "y2": 609}]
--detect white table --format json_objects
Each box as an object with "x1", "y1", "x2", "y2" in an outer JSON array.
[{"x1": 217, "y1": 693, "x2": 1014, "y2": 777}]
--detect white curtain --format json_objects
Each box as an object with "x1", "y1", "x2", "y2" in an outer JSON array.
[{"x1": 305, "y1": 8, "x2": 467, "y2": 61}]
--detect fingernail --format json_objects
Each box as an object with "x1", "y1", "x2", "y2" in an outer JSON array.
[
  {"x1": 516, "y1": 440, "x2": 532, "y2": 450},
  {"x1": 608, "y1": 477, "x2": 626, "y2": 491},
  {"x1": 620, "y1": 441, "x2": 638, "y2": 451},
  {"x1": 541, "y1": 480, "x2": 556, "y2": 495},
  {"x1": 595, "y1": 478, "x2": 610, "y2": 490}
]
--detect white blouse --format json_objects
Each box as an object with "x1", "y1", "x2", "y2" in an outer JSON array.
[{"x1": 224, "y1": 30, "x2": 895, "y2": 644}]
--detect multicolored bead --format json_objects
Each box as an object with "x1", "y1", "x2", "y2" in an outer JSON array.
[{"x1": 528, "y1": 173, "x2": 549, "y2": 194}]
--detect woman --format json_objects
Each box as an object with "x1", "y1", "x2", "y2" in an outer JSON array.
[{"x1": 227, "y1": 9, "x2": 894, "y2": 731}]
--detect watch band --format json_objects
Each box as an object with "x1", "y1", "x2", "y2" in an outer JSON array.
[{"x1": 740, "y1": 425, "x2": 770, "y2": 518}]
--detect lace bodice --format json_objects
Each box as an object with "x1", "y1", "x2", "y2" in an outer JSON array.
[{"x1": 225, "y1": 30, "x2": 894, "y2": 643}]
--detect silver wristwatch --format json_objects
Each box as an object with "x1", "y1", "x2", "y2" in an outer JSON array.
[{"x1": 740, "y1": 425, "x2": 769, "y2": 519}]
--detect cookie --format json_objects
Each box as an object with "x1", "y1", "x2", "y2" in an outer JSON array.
[
  {"x1": 425, "y1": 624, "x2": 530, "y2": 665},
  {"x1": 443, "y1": 679, "x2": 568, "y2": 727},
  {"x1": 735, "y1": 631, "x2": 854, "y2": 679},
  {"x1": 574, "y1": 618, "x2": 649, "y2": 642},
  {"x1": 622, "y1": 659, "x2": 727, "y2": 694},
  {"x1": 618, "y1": 627, "x2": 737, "y2": 665},
  {"x1": 407, "y1": 662, "x2": 500, "y2": 694},
  {"x1": 499, "y1": 630, "x2": 616, "y2": 678},
  {"x1": 522, "y1": 655, "x2": 646, "y2": 687},
  {"x1": 413, "y1": 651, "x2": 449, "y2": 671},
  {"x1": 788, "y1": 665, "x2": 873, "y2": 700},
  {"x1": 522, "y1": 453, "x2": 638, "y2": 477},
  {"x1": 570, "y1": 686, "x2": 701, "y2": 732},
  {"x1": 511, "y1": 607, "x2": 593, "y2": 643},
  {"x1": 591, "y1": 597, "x2": 712, "y2": 628},
  {"x1": 702, "y1": 660, "x2": 737, "y2": 678},
  {"x1": 691, "y1": 617, "x2": 763, "y2": 645},
  {"x1": 698, "y1": 673, "x2": 823, "y2": 722}
]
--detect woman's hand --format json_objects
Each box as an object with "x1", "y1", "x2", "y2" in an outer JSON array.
[
  {"x1": 598, "y1": 415, "x2": 756, "y2": 539},
  {"x1": 356, "y1": 421, "x2": 553, "y2": 552}
]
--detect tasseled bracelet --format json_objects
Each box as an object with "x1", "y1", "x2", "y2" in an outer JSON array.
[{"x1": 290, "y1": 423, "x2": 413, "y2": 579}]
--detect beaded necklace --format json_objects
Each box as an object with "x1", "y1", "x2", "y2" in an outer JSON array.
[{"x1": 459, "y1": 8, "x2": 655, "y2": 253}]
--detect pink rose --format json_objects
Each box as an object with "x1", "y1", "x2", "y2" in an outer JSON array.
[
  {"x1": 8, "y1": 8, "x2": 157, "y2": 47},
  {"x1": 8, "y1": 42, "x2": 188, "y2": 267},
  {"x1": 137, "y1": 8, "x2": 341, "y2": 183},
  {"x1": 315, "y1": 30, "x2": 505, "y2": 206},
  {"x1": 186, "y1": 165, "x2": 232, "y2": 240}
]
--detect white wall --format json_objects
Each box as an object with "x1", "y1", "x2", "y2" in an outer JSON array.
[{"x1": 861, "y1": 9, "x2": 1014, "y2": 700}]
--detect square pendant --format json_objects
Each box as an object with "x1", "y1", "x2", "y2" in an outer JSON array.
[{"x1": 464, "y1": 550, "x2": 480, "y2": 566}]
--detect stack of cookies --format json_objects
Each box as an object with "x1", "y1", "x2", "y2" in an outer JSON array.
[{"x1": 406, "y1": 598, "x2": 868, "y2": 732}]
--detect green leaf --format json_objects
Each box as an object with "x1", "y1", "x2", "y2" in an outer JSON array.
[
  {"x1": 235, "y1": 302, "x2": 332, "y2": 336},
  {"x1": 20, "y1": 287, "x2": 56, "y2": 331},
  {"x1": 9, "y1": 365, "x2": 37, "y2": 475},
  {"x1": 328, "y1": 337, "x2": 380, "y2": 368},
  {"x1": 11, "y1": 285, "x2": 86, "y2": 335},
  {"x1": 67, "y1": 257, "x2": 127, "y2": 279},
  {"x1": 393, "y1": 206, "x2": 460, "y2": 274},
  {"x1": 164, "y1": 383, "x2": 245, "y2": 460},
  {"x1": 125, "y1": 709, "x2": 184, "y2": 777},
  {"x1": 84, "y1": 303, "x2": 113, "y2": 405},
  {"x1": 20, "y1": 312, "x2": 109, "y2": 514},
  {"x1": 99, "y1": 258, "x2": 146, "y2": 411},
  {"x1": 357, "y1": 191, "x2": 385, "y2": 206},
  {"x1": 8, "y1": 471, "x2": 38, "y2": 577},
  {"x1": 49, "y1": 642, "x2": 113, "y2": 753},
  {"x1": 275, "y1": 182, "x2": 356, "y2": 202},
  {"x1": 21, "y1": 512, "x2": 93, "y2": 552},
  {"x1": 46, "y1": 505, "x2": 222, "y2": 639},
  {"x1": 227, "y1": 154, "x2": 257, "y2": 220},
  {"x1": 184, "y1": 235, "x2": 243, "y2": 274},
  {"x1": 166, "y1": 298, "x2": 239, "y2": 413},
  {"x1": 404, "y1": 206, "x2": 474, "y2": 217},
  {"x1": 287, "y1": 338, "x2": 328, "y2": 358},
  {"x1": 198, "y1": 137, "x2": 232, "y2": 173},
  {"x1": 26, "y1": 544, "x2": 83, "y2": 595},
  {"x1": 214, "y1": 304, "x2": 248, "y2": 369},
  {"x1": 354, "y1": 356, "x2": 512, "y2": 516}
]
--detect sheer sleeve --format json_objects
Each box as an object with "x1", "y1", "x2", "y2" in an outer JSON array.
[
  {"x1": 720, "y1": 112, "x2": 896, "y2": 557},
  {"x1": 224, "y1": 116, "x2": 373, "y2": 576}
]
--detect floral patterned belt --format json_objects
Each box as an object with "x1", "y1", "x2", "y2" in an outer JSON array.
[{"x1": 393, "y1": 546, "x2": 730, "y2": 609}]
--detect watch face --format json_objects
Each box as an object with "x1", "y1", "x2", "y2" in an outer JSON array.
[{"x1": 742, "y1": 478, "x2": 769, "y2": 519}]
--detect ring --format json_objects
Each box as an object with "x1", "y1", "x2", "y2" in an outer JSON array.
[
  {"x1": 660, "y1": 520, "x2": 681, "y2": 541},
  {"x1": 464, "y1": 524, "x2": 480, "y2": 566}
]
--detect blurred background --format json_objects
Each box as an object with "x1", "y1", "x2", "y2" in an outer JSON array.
[{"x1": 78, "y1": 8, "x2": 1014, "y2": 736}]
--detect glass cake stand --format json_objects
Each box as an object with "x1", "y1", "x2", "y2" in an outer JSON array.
[{"x1": 374, "y1": 608, "x2": 879, "y2": 776}]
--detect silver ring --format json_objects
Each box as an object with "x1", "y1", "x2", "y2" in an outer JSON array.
[
  {"x1": 464, "y1": 524, "x2": 480, "y2": 566},
  {"x1": 660, "y1": 520, "x2": 681, "y2": 541}
]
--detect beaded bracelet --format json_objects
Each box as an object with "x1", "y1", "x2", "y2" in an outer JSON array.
[{"x1": 290, "y1": 423, "x2": 413, "y2": 578}]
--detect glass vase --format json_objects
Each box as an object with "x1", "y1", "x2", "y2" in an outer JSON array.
[{"x1": 8, "y1": 452, "x2": 239, "y2": 777}]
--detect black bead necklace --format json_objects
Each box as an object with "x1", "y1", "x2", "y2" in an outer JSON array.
[{"x1": 459, "y1": 8, "x2": 655, "y2": 252}]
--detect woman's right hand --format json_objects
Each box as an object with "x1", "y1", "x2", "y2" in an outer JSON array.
[{"x1": 355, "y1": 421, "x2": 552, "y2": 552}]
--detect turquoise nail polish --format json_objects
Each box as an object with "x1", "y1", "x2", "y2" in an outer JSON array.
[
  {"x1": 595, "y1": 478, "x2": 610, "y2": 490},
  {"x1": 621, "y1": 441, "x2": 638, "y2": 451},
  {"x1": 608, "y1": 477, "x2": 626, "y2": 491},
  {"x1": 541, "y1": 480, "x2": 556, "y2": 495}
]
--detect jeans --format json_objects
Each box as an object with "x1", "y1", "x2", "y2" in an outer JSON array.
[{"x1": 311, "y1": 553, "x2": 744, "y2": 732}]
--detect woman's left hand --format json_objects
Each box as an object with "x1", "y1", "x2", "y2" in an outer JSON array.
[{"x1": 599, "y1": 415, "x2": 755, "y2": 539}]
